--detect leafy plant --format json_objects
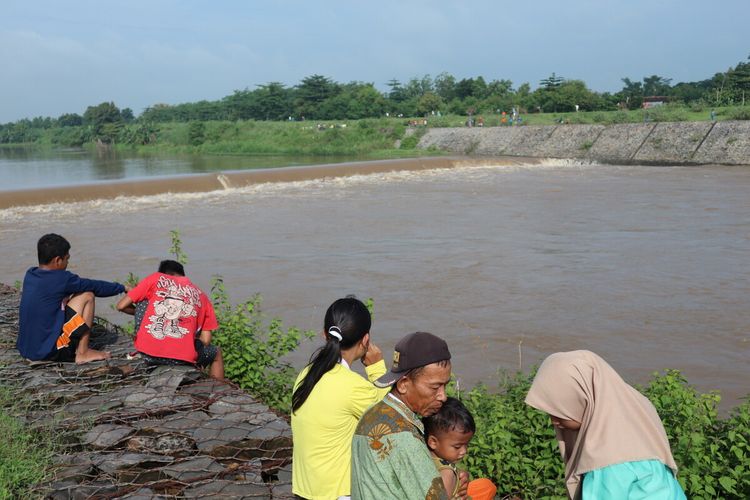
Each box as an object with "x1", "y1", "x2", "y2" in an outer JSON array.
[
  {"x1": 169, "y1": 229, "x2": 188, "y2": 265},
  {"x1": 209, "y1": 277, "x2": 315, "y2": 412},
  {"x1": 727, "y1": 107, "x2": 750, "y2": 120},
  {"x1": 456, "y1": 371, "x2": 566, "y2": 499},
  {"x1": 642, "y1": 370, "x2": 750, "y2": 499}
]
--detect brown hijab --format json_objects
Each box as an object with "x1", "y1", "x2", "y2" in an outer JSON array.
[{"x1": 525, "y1": 350, "x2": 678, "y2": 500}]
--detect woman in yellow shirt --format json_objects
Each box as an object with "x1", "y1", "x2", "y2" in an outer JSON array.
[{"x1": 291, "y1": 297, "x2": 390, "y2": 500}]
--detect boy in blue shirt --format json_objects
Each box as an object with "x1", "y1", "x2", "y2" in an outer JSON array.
[{"x1": 17, "y1": 233, "x2": 128, "y2": 364}]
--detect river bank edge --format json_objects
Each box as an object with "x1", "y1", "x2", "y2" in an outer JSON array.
[{"x1": 0, "y1": 155, "x2": 542, "y2": 209}]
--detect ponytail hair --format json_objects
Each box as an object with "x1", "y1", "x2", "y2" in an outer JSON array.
[{"x1": 292, "y1": 296, "x2": 371, "y2": 413}]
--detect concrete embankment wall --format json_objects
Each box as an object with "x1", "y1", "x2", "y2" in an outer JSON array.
[{"x1": 418, "y1": 121, "x2": 750, "y2": 165}]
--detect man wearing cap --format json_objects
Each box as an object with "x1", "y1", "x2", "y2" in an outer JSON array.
[{"x1": 351, "y1": 331, "x2": 466, "y2": 499}]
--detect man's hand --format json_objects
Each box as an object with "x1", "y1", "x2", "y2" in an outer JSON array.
[
  {"x1": 361, "y1": 341, "x2": 383, "y2": 366},
  {"x1": 456, "y1": 470, "x2": 469, "y2": 499},
  {"x1": 124, "y1": 284, "x2": 132, "y2": 293}
]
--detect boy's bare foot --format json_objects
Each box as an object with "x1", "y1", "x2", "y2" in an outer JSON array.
[{"x1": 75, "y1": 348, "x2": 111, "y2": 364}]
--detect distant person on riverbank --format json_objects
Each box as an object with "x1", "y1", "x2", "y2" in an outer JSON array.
[
  {"x1": 291, "y1": 296, "x2": 388, "y2": 500},
  {"x1": 351, "y1": 331, "x2": 468, "y2": 499},
  {"x1": 526, "y1": 350, "x2": 687, "y2": 500},
  {"x1": 423, "y1": 397, "x2": 497, "y2": 499},
  {"x1": 17, "y1": 233, "x2": 127, "y2": 364},
  {"x1": 116, "y1": 260, "x2": 224, "y2": 380}
]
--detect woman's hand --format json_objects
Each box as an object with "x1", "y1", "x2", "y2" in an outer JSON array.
[{"x1": 361, "y1": 341, "x2": 383, "y2": 366}]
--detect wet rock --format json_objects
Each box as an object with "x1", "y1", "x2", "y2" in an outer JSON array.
[
  {"x1": 123, "y1": 387, "x2": 193, "y2": 409},
  {"x1": 191, "y1": 418, "x2": 257, "y2": 449},
  {"x1": 46, "y1": 480, "x2": 119, "y2": 499},
  {"x1": 63, "y1": 393, "x2": 123, "y2": 415},
  {"x1": 178, "y1": 378, "x2": 232, "y2": 399},
  {"x1": 161, "y1": 456, "x2": 224, "y2": 481},
  {"x1": 116, "y1": 488, "x2": 166, "y2": 500},
  {"x1": 51, "y1": 454, "x2": 96, "y2": 483},
  {"x1": 92, "y1": 452, "x2": 173, "y2": 475},
  {"x1": 132, "y1": 410, "x2": 210, "y2": 433},
  {"x1": 208, "y1": 393, "x2": 274, "y2": 423},
  {"x1": 181, "y1": 479, "x2": 271, "y2": 498},
  {"x1": 145, "y1": 366, "x2": 197, "y2": 392},
  {"x1": 82, "y1": 423, "x2": 135, "y2": 448}
]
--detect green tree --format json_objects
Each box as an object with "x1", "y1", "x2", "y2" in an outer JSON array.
[
  {"x1": 642, "y1": 75, "x2": 672, "y2": 96},
  {"x1": 539, "y1": 72, "x2": 565, "y2": 90},
  {"x1": 57, "y1": 113, "x2": 83, "y2": 127},
  {"x1": 416, "y1": 92, "x2": 444, "y2": 116},
  {"x1": 455, "y1": 78, "x2": 477, "y2": 99},
  {"x1": 486, "y1": 79, "x2": 513, "y2": 98},
  {"x1": 294, "y1": 74, "x2": 339, "y2": 119},
  {"x1": 256, "y1": 82, "x2": 293, "y2": 120},
  {"x1": 83, "y1": 102, "x2": 123, "y2": 143},
  {"x1": 402, "y1": 75, "x2": 433, "y2": 100},
  {"x1": 434, "y1": 72, "x2": 456, "y2": 101},
  {"x1": 120, "y1": 108, "x2": 135, "y2": 122},
  {"x1": 386, "y1": 78, "x2": 406, "y2": 103},
  {"x1": 188, "y1": 121, "x2": 206, "y2": 146},
  {"x1": 618, "y1": 77, "x2": 644, "y2": 109}
]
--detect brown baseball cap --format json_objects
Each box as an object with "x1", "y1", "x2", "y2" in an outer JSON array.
[{"x1": 374, "y1": 331, "x2": 452, "y2": 388}]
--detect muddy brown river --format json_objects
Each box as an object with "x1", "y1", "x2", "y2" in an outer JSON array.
[{"x1": 1, "y1": 159, "x2": 748, "y2": 409}]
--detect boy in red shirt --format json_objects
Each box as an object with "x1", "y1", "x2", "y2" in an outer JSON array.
[{"x1": 117, "y1": 260, "x2": 224, "y2": 380}]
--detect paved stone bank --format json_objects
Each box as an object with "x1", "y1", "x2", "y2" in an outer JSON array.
[
  {"x1": 0, "y1": 284, "x2": 293, "y2": 499},
  {"x1": 417, "y1": 121, "x2": 750, "y2": 165}
]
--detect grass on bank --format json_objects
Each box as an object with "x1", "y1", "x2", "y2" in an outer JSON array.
[
  {"x1": 0, "y1": 386, "x2": 59, "y2": 499},
  {"x1": 5, "y1": 103, "x2": 749, "y2": 155},
  {"x1": 426, "y1": 104, "x2": 750, "y2": 127}
]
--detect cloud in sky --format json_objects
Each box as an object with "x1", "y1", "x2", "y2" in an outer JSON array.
[{"x1": 1, "y1": 0, "x2": 748, "y2": 122}]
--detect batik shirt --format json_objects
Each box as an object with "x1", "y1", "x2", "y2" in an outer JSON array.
[{"x1": 351, "y1": 394, "x2": 449, "y2": 500}]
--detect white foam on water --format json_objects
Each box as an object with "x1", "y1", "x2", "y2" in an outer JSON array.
[{"x1": 0, "y1": 159, "x2": 603, "y2": 222}]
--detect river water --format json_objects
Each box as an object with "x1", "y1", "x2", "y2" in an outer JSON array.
[
  {"x1": 0, "y1": 147, "x2": 366, "y2": 191},
  {"x1": 1, "y1": 156, "x2": 748, "y2": 409}
]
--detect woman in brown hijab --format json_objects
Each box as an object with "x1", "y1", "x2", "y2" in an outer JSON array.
[{"x1": 525, "y1": 350, "x2": 687, "y2": 500}]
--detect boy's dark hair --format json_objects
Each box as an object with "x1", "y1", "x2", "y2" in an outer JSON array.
[
  {"x1": 37, "y1": 234, "x2": 71, "y2": 264},
  {"x1": 158, "y1": 260, "x2": 185, "y2": 276},
  {"x1": 423, "y1": 397, "x2": 476, "y2": 437}
]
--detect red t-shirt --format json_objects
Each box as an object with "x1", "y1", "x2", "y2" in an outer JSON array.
[{"x1": 128, "y1": 272, "x2": 218, "y2": 363}]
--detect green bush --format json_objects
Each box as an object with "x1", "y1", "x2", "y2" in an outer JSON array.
[
  {"x1": 459, "y1": 372, "x2": 566, "y2": 499},
  {"x1": 642, "y1": 370, "x2": 750, "y2": 499},
  {"x1": 188, "y1": 121, "x2": 206, "y2": 146},
  {"x1": 456, "y1": 369, "x2": 750, "y2": 499},
  {"x1": 210, "y1": 277, "x2": 314, "y2": 413},
  {"x1": 726, "y1": 107, "x2": 750, "y2": 120}
]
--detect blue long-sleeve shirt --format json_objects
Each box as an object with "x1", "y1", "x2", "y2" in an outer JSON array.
[{"x1": 17, "y1": 267, "x2": 125, "y2": 360}]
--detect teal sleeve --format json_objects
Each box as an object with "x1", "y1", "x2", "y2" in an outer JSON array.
[{"x1": 582, "y1": 460, "x2": 687, "y2": 500}]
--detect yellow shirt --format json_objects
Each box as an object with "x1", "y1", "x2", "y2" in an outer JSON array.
[{"x1": 292, "y1": 359, "x2": 389, "y2": 500}]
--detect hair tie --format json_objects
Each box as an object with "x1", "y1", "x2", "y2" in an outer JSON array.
[{"x1": 328, "y1": 326, "x2": 343, "y2": 341}]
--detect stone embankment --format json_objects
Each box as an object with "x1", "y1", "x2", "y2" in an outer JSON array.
[
  {"x1": 0, "y1": 284, "x2": 293, "y2": 499},
  {"x1": 417, "y1": 121, "x2": 750, "y2": 165}
]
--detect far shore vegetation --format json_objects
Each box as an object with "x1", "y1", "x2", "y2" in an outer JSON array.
[{"x1": 2, "y1": 56, "x2": 750, "y2": 156}]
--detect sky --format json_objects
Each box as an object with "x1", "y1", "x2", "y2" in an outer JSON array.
[{"x1": 1, "y1": 0, "x2": 748, "y2": 123}]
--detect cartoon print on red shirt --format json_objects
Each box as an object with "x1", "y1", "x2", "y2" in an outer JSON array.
[{"x1": 145, "y1": 275, "x2": 200, "y2": 340}]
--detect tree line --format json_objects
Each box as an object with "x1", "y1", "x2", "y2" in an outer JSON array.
[{"x1": 1, "y1": 55, "x2": 749, "y2": 145}]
